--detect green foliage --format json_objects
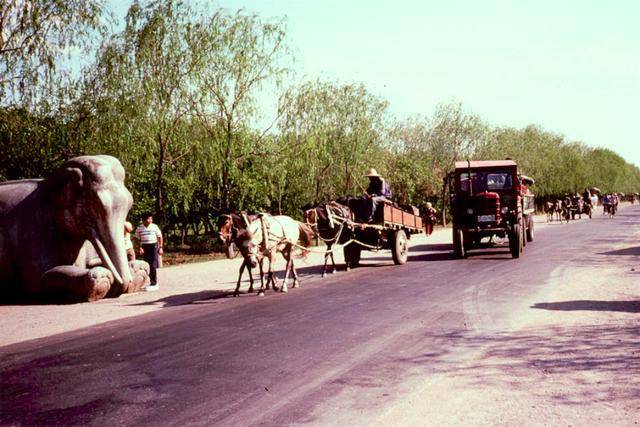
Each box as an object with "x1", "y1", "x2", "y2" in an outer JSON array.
[
  {"x1": 0, "y1": 0, "x2": 110, "y2": 106},
  {"x1": 476, "y1": 125, "x2": 640, "y2": 198},
  {"x1": 278, "y1": 80, "x2": 388, "y2": 206},
  {"x1": 1, "y1": 1, "x2": 639, "y2": 236}
]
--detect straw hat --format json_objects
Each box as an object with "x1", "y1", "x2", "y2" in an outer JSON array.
[{"x1": 365, "y1": 168, "x2": 380, "y2": 177}]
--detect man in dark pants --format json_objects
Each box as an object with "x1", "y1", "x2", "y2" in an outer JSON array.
[
  {"x1": 363, "y1": 168, "x2": 393, "y2": 222},
  {"x1": 135, "y1": 213, "x2": 163, "y2": 291}
]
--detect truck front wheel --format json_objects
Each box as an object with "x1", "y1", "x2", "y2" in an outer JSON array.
[
  {"x1": 453, "y1": 228, "x2": 466, "y2": 259},
  {"x1": 509, "y1": 223, "x2": 522, "y2": 259}
]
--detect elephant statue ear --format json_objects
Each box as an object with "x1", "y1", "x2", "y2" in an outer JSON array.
[{"x1": 43, "y1": 167, "x2": 84, "y2": 207}]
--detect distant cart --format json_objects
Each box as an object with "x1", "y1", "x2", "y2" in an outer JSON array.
[{"x1": 343, "y1": 201, "x2": 423, "y2": 267}]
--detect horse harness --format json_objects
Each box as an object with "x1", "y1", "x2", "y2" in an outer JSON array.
[
  {"x1": 306, "y1": 203, "x2": 352, "y2": 244},
  {"x1": 257, "y1": 214, "x2": 288, "y2": 252}
]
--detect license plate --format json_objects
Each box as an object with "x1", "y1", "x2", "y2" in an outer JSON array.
[{"x1": 477, "y1": 214, "x2": 495, "y2": 222}]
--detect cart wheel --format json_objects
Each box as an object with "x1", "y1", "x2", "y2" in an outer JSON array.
[
  {"x1": 344, "y1": 242, "x2": 361, "y2": 268},
  {"x1": 526, "y1": 216, "x2": 534, "y2": 242},
  {"x1": 509, "y1": 223, "x2": 522, "y2": 259},
  {"x1": 453, "y1": 228, "x2": 465, "y2": 259},
  {"x1": 391, "y1": 229, "x2": 408, "y2": 265}
]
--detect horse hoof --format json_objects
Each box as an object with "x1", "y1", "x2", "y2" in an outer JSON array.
[
  {"x1": 281, "y1": 287, "x2": 288, "y2": 293},
  {"x1": 257, "y1": 291, "x2": 265, "y2": 297},
  {"x1": 332, "y1": 270, "x2": 336, "y2": 274},
  {"x1": 293, "y1": 282, "x2": 299, "y2": 288},
  {"x1": 321, "y1": 273, "x2": 326, "y2": 278},
  {"x1": 233, "y1": 292, "x2": 240, "y2": 297}
]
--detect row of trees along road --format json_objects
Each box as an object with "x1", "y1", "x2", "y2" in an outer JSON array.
[{"x1": 2, "y1": 0, "x2": 640, "y2": 242}]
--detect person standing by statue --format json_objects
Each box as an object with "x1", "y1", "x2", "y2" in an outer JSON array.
[
  {"x1": 124, "y1": 221, "x2": 135, "y2": 261},
  {"x1": 135, "y1": 213, "x2": 163, "y2": 291},
  {"x1": 363, "y1": 168, "x2": 392, "y2": 222}
]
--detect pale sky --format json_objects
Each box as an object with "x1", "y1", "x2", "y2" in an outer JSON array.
[{"x1": 111, "y1": 0, "x2": 640, "y2": 165}]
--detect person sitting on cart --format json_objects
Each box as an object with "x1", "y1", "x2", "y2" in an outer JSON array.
[{"x1": 363, "y1": 168, "x2": 392, "y2": 222}]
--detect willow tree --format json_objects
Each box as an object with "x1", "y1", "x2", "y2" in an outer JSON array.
[
  {"x1": 0, "y1": 0, "x2": 109, "y2": 106},
  {"x1": 428, "y1": 102, "x2": 488, "y2": 224},
  {"x1": 278, "y1": 80, "x2": 388, "y2": 204},
  {"x1": 186, "y1": 10, "x2": 290, "y2": 211},
  {"x1": 85, "y1": 0, "x2": 197, "y2": 223},
  {"x1": 386, "y1": 115, "x2": 439, "y2": 206}
]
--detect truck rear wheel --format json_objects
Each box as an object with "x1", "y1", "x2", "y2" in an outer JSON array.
[
  {"x1": 453, "y1": 228, "x2": 465, "y2": 259},
  {"x1": 509, "y1": 223, "x2": 522, "y2": 259},
  {"x1": 526, "y1": 216, "x2": 534, "y2": 242},
  {"x1": 391, "y1": 229, "x2": 408, "y2": 265}
]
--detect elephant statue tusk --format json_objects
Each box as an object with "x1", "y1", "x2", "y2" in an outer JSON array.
[{"x1": 90, "y1": 231, "x2": 125, "y2": 286}]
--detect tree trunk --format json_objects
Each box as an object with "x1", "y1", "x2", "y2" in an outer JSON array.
[
  {"x1": 155, "y1": 134, "x2": 166, "y2": 225},
  {"x1": 222, "y1": 121, "x2": 233, "y2": 211},
  {"x1": 440, "y1": 176, "x2": 448, "y2": 226},
  {"x1": 344, "y1": 163, "x2": 350, "y2": 194}
]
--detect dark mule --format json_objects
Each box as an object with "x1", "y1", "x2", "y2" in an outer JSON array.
[
  {"x1": 217, "y1": 212, "x2": 264, "y2": 296},
  {"x1": 303, "y1": 201, "x2": 354, "y2": 276}
]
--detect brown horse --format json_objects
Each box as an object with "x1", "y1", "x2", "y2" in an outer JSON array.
[
  {"x1": 217, "y1": 212, "x2": 265, "y2": 296},
  {"x1": 303, "y1": 201, "x2": 354, "y2": 276},
  {"x1": 236, "y1": 215, "x2": 314, "y2": 295}
]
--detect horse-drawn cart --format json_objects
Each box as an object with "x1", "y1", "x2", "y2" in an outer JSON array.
[{"x1": 343, "y1": 201, "x2": 423, "y2": 267}]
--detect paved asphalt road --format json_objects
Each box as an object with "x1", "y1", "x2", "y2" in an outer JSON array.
[{"x1": 1, "y1": 207, "x2": 637, "y2": 425}]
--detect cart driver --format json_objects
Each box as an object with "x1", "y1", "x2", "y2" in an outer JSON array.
[{"x1": 363, "y1": 168, "x2": 392, "y2": 222}]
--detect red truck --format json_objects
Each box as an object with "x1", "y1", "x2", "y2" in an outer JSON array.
[{"x1": 449, "y1": 160, "x2": 535, "y2": 258}]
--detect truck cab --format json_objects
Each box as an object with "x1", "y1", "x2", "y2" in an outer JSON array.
[{"x1": 449, "y1": 160, "x2": 535, "y2": 258}]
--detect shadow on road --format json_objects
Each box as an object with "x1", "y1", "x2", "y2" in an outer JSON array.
[
  {"x1": 598, "y1": 246, "x2": 640, "y2": 256},
  {"x1": 130, "y1": 290, "x2": 232, "y2": 307},
  {"x1": 132, "y1": 285, "x2": 232, "y2": 307},
  {"x1": 410, "y1": 243, "x2": 453, "y2": 252},
  {"x1": 408, "y1": 252, "x2": 456, "y2": 262},
  {"x1": 531, "y1": 300, "x2": 640, "y2": 313}
]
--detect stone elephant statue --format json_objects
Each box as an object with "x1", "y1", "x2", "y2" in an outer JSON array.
[{"x1": 0, "y1": 155, "x2": 150, "y2": 302}]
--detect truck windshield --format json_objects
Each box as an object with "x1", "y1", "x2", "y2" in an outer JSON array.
[{"x1": 459, "y1": 171, "x2": 513, "y2": 193}]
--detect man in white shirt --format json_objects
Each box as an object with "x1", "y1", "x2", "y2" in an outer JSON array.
[{"x1": 135, "y1": 213, "x2": 163, "y2": 291}]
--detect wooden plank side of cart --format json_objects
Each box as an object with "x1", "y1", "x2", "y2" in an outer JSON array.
[{"x1": 382, "y1": 204, "x2": 424, "y2": 233}]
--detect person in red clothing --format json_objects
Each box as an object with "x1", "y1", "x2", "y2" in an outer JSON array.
[{"x1": 422, "y1": 202, "x2": 437, "y2": 236}]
